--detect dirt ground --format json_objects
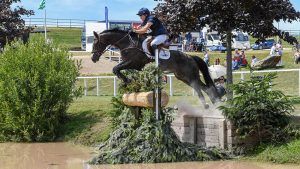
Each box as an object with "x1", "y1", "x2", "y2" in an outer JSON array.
[{"x1": 73, "y1": 55, "x2": 118, "y2": 75}]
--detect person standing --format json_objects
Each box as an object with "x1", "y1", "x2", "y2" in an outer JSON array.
[
  {"x1": 270, "y1": 43, "x2": 277, "y2": 56},
  {"x1": 251, "y1": 55, "x2": 259, "y2": 67},
  {"x1": 276, "y1": 40, "x2": 283, "y2": 66},
  {"x1": 203, "y1": 50, "x2": 210, "y2": 66}
]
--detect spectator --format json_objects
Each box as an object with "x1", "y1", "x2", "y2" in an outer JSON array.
[
  {"x1": 251, "y1": 55, "x2": 259, "y2": 67},
  {"x1": 185, "y1": 32, "x2": 192, "y2": 43},
  {"x1": 240, "y1": 50, "x2": 248, "y2": 67},
  {"x1": 270, "y1": 43, "x2": 277, "y2": 56},
  {"x1": 203, "y1": 50, "x2": 210, "y2": 66},
  {"x1": 215, "y1": 76, "x2": 226, "y2": 98},
  {"x1": 234, "y1": 49, "x2": 241, "y2": 66},
  {"x1": 184, "y1": 32, "x2": 192, "y2": 51},
  {"x1": 276, "y1": 40, "x2": 283, "y2": 66},
  {"x1": 215, "y1": 58, "x2": 220, "y2": 65},
  {"x1": 232, "y1": 57, "x2": 239, "y2": 70}
]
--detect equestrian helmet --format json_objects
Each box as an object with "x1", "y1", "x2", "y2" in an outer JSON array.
[{"x1": 137, "y1": 8, "x2": 150, "y2": 16}]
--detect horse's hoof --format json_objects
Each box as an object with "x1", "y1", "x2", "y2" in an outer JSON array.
[{"x1": 204, "y1": 103, "x2": 209, "y2": 109}]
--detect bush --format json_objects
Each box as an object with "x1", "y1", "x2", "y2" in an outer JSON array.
[
  {"x1": 219, "y1": 73, "x2": 294, "y2": 144},
  {"x1": 0, "y1": 37, "x2": 81, "y2": 142},
  {"x1": 92, "y1": 64, "x2": 226, "y2": 164}
]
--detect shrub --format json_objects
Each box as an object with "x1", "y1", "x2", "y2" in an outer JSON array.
[
  {"x1": 219, "y1": 73, "x2": 294, "y2": 144},
  {"x1": 0, "y1": 37, "x2": 81, "y2": 142},
  {"x1": 92, "y1": 63, "x2": 226, "y2": 164}
]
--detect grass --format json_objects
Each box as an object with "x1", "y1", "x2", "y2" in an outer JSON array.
[
  {"x1": 63, "y1": 96, "x2": 112, "y2": 146},
  {"x1": 31, "y1": 27, "x2": 82, "y2": 50},
  {"x1": 247, "y1": 139, "x2": 300, "y2": 164}
]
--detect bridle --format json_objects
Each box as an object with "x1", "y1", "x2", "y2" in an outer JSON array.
[{"x1": 91, "y1": 31, "x2": 137, "y2": 56}]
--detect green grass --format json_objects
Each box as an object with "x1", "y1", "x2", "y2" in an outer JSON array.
[
  {"x1": 248, "y1": 139, "x2": 300, "y2": 164},
  {"x1": 63, "y1": 96, "x2": 112, "y2": 146},
  {"x1": 31, "y1": 27, "x2": 82, "y2": 50}
]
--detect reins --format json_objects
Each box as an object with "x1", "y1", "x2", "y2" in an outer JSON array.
[{"x1": 91, "y1": 31, "x2": 137, "y2": 55}]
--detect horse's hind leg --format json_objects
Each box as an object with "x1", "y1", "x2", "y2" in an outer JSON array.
[
  {"x1": 112, "y1": 60, "x2": 133, "y2": 84},
  {"x1": 175, "y1": 74, "x2": 209, "y2": 109},
  {"x1": 191, "y1": 79, "x2": 209, "y2": 109}
]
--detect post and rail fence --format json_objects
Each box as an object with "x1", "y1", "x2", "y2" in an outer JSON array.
[
  {"x1": 23, "y1": 17, "x2": 100, "y2": 28},
  {"x1": 77, "y1": 69, "x2": 300, "y2": 97}
]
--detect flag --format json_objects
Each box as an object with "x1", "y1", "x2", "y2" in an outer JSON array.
[{"x1": 39, "y1": 0, "x2": 46, "y2": 10}]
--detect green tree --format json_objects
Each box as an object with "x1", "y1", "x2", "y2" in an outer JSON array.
[
  {"x1": 0, "y1": 0, "x2": 33, "y2": 48},
  {"x1": 154, "y1": 0, "x2": 300, "y2": 99},
  {"x1": 0, "y1": 37, "x2": 81, "y2": 142}
]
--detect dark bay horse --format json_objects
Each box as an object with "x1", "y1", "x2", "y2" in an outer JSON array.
[{"x1": 91, "y1": 29, "x2": 220, "y2": 108}]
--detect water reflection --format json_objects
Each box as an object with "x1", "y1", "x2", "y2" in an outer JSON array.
[
  {"x1": 0, "y1": 142, "x2": 92, "y2": 169},
  {"x1": 1, "y1": 143, "x2": 299, "y2": 169}
]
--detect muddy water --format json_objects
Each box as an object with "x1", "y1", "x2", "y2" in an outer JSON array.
[{"x1": 1, "y1": 143, "x2": 300, "y2": 169}]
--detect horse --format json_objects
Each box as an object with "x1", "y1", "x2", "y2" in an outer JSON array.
[{"x1": 91, "y1": 29, "x2": 220, "y2": 108}]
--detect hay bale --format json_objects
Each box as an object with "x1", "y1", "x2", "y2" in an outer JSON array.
[{"x1": 122, "y1": 91, "x2": 169, "y2": 107}]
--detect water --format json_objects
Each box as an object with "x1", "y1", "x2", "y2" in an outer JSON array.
[{"x1": 0, "y1": 143, "x2": 299, "y2": 169}]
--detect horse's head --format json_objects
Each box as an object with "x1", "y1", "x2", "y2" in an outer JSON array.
[{"x1": 91, "y1": 31, "x2": 109, "y2": 63}]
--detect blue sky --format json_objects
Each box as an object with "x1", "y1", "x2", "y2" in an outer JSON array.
[{"x1": 17, "y1": 0, "x2": 300, "y2": 30}]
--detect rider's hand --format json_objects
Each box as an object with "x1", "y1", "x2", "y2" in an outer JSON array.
[{"x1": 129, "y1": 29, "x2": 136, "y2": 33}]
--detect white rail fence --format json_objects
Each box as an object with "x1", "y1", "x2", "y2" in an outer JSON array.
[{"x1": 77, "y1": 69, "x2": 300, "y2": 97}]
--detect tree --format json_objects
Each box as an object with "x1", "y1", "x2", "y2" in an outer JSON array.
[
  {"x1": 0, "y1": 0, "x2": 34, "y2": 48},
  {"x1": 154, "y1": 0, "x2": 300, "y2": 99}
]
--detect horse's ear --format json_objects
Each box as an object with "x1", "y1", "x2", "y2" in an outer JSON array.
[{"x1": 93, "y1": 31, "x2": 99, "y2": 41}]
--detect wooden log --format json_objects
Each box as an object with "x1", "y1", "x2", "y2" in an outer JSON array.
[{"x1": 122, "y1": 91, "x2": 169, "y2": 108}]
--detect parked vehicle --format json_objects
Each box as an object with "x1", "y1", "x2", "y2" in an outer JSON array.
[
  {"x1": 231, "y1": 31, "x2": 251, "y2": 49},
  {"x1": 198, "y1": 28, "x2": 250, "y2": 50},
  {"x1": 252, "y1": 38, "x2": 276, "y2": 50},
  {"x1": 207, "y1": 45, "x2": 227, "y2": 52}
]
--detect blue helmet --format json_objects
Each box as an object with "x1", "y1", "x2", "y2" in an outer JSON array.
[{"x1": 137, "y1": 8, "x2": 150, "y2": 16}]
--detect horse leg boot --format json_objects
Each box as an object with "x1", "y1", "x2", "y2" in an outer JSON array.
[{"x1": 112, "y1": 61, "x2": 133, "y2": 84}]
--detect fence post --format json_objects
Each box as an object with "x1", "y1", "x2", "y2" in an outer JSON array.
[
  {"x1": 113, "y1": 77, "x2": 117, "y2": 96},
  {"x1": 57, "y1": 19, "x2": 59, "y2": 27},
  {"x1": 84, "y1": 79, "x2": 87, "y2": 96},
  {"x1": 299, "y1": 69, "x2": 300, "y2": 96},
  {"x1": 96, "y1": 77, "x2": 99, "y2": 96},
  {"x1": 169, "y1": 76, "x2": 173, "y2": 96},
  {"x1": 241, "y1": 73, "x2": 245, "y2": 81},
  {"x1": 70, "y1": 19, "x2": 72, "y2": 28}
]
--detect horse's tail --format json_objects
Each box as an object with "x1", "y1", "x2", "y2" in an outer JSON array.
[
  {"x1": 192, "y1": 56, "x2": 221, "y2": 100},
  {"x1": 191, "y1": 56, "x2": 214, "y2": 87}
]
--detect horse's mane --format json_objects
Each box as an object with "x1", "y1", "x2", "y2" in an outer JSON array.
[
  {"x1": 100, "y1": 28, "x2": 139, "y2": 40},
  {"x1": 100, "y1": 28, "x2": 128, "y2": 35}
]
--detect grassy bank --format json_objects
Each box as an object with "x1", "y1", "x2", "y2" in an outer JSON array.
[
  {"x1": 63, "y1": 96, "x2": 112, "y2": 146},
  {"x1": 247, "y1": 139, "x2": 300, "y2": 164},
  {"x1": 32, "y1": 27, "x2": 82, "y2": 50}
]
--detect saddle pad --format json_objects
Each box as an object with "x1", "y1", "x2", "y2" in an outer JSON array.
[{"x1": 142, "y1": 42, "x2": 170, "y2": 60}]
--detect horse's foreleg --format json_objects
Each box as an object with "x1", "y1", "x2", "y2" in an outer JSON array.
[{"x1": 112, "y1": 61, "x2": 132, "y2": 84}]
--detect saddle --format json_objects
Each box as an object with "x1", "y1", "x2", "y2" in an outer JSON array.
[{"x1": 146, "y1": 37, "x2": 170, "y2": 56}]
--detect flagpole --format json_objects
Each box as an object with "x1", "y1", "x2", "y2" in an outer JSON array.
[{"x1": 44, "y1": 8, "x2": 47, "y2": 40}]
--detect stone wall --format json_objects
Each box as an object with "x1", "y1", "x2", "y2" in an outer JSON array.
[{"x1": 171, "y1": 108, "x2": 300, "y2": 149}]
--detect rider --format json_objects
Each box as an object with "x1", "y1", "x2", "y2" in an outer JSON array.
[{"x1": 133, "y1": 7, "x2": 169, "y2": 56}]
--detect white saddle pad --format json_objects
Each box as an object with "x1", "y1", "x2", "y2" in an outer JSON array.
[{"x1": 142, "y1": 42, "x2": 170, "y2": 60}]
